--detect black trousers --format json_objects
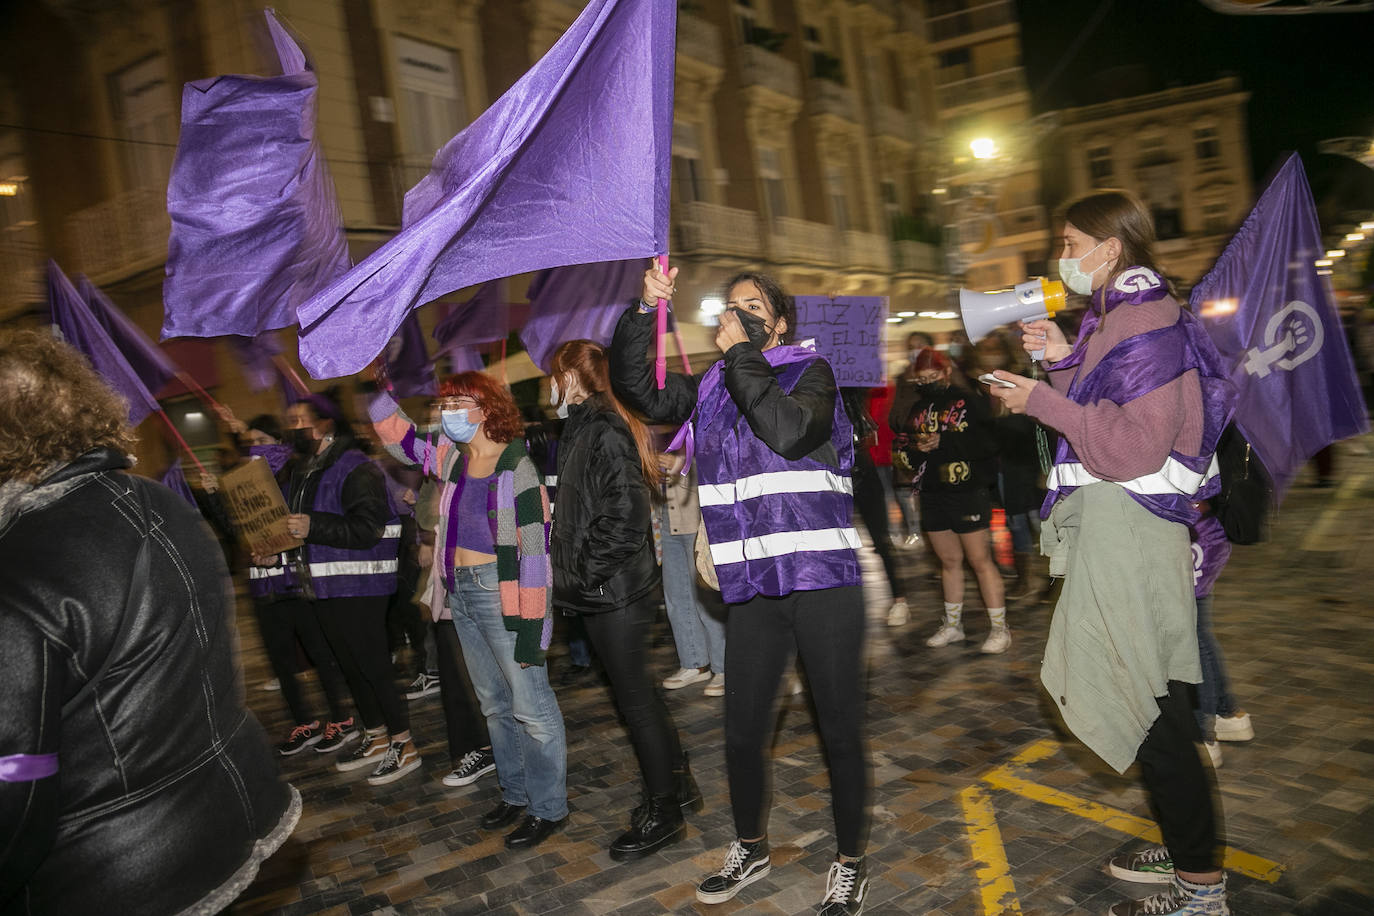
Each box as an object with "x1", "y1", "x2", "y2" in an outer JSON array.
[
  {"x1": 1138, "y1": 681, "x2": 1219, "y2": 872},
  {"x1": 581, "y1": 593, "x2": 684, "y2": 798},
  {"x1": 434, "y1": 617, "x2": 491, "y2": 762},
  {"x1": 853, "y1": 460, "x2": 904, "y2": 599},
  {"x1": 725, "y1": 585, "x2": 869, "y2": 857},
  {"x1": 255, "y1": 597, "x2": 351, "y2": 727},
  {"x1": 315, "y1": 595, "x2": 410, "y2": 736}
]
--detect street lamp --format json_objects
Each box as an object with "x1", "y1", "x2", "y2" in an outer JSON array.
[{"x1": 970, "y1": 137, "x2": 999, "y2": 160}]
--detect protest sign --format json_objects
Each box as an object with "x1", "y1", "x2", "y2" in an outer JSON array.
[
  {"x1": 792, "y1": 296, "x2": 887, "y2": 387},
  {"x1": 220, "y1": 458, "x2": 302, "y2": 556}
]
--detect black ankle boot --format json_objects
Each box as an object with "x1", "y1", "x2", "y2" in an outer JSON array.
[
  {"x1": 609, "y1": 795, "x2": 685, "y2": 861},
  {"x1": 676, "y1": 752, "x2": 703, "y2": 814}
]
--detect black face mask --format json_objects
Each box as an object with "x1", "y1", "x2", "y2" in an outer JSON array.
[
  {"x1": 288, "y1": 428, "x2": 314, "y2": 453},
  {"x1": 729, "y1": 307, "x2": 776, "y2": 349}
]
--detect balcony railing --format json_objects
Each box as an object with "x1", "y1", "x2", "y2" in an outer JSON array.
[
  {"x1": 927, "y1": 0, "x2": 1017, "y2": 43},
  {"x1": 998, "y1": 204, "x2": 1046, "y2": 238},
  {"x1": 842, "y1": 230, "x2": 893, "y2": 272},
  {"x1": 895, "y1": 240, "x2": 944, "y2": 274},
  {"x1": 65, "y1": 187, "x2": 170, "y2": 279},
  {"x1": 935, "y1": 66, "x2": 1027, "y2": 110},
  {"x1": 872, "y1": 103, "x2": 913, "y2": 142},
  {"x1": 673, "y1": 201, "x2": 763, "y2": 259},
  {"x1": 769, "y1": 216, "x2": 839, "y2": 265},
  {"x1": 737, "y1": 43, "x2": 801, "y2": 99},
  {"x1": 676, "y1": 12, "x2": 724, "y2": 69},
  {"x1": 808, "y1": 78, "x2": 858, "y2": 122}
]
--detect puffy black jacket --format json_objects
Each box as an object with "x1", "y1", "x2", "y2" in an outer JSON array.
[
  {"x1": 550, "y1": 394, "x2": 660, "y2": 612},
  {"x1": 0, "y1": 449, "x2": 298, "y2": 915}
]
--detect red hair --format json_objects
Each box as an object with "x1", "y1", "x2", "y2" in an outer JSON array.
[
  {"x1": 912, "y1": 348, "x2": 951, "y2": 374},
  {"x1": 550, "y1": 339, "x2": 664, "y2": 489},
  {"x1": 438, "y1": 372, "x2": 523, "y2": 444}
]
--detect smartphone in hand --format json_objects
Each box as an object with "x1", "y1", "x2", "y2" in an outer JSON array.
[{"x1": 978, "y1": 373, "x2": 1017, "y2": 389}]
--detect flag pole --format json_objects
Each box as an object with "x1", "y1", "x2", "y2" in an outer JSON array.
[
  {"x1": 156, "y1": 409, "x2": 208, "y2": 476},
  {"x1": 174, "y1": 370, "x2": 227, "y2": 414},
  {"x1": 272, "y1": 354, "x2": 312, "y2": 397},
  {"x1": 655, "y1": 254, "x2": 669, "y2": 389}
]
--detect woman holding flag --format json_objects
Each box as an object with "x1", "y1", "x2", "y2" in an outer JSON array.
[
  {"x1": 986, "y1": 190, "x2": 1235, "y2": 916},
  {"x1": 611, "y1": 269, "x2": 870, "y2": 915}
]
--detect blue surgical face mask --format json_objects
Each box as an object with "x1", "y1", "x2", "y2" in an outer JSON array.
[
  {"x1": 1059, "y1": 240, "x2": 1107, "y2": 295},
  {"x1": 441, "y1": 408, "x2": 480, "y2": 443}
]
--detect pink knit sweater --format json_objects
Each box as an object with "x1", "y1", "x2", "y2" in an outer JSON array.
[{"x1": 1026, "y1": 296, "x2": 1203, "y2": 482}]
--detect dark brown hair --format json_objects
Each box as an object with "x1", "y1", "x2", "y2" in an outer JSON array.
[
  {"x1": 1062, "y1": 189, "x2": 1168, "y2": 310},
  {"x1": 551, "y1": 339, "x2": 664, "y2": 488},
  {"x1": 438, "y1": 371, "x2": 524, "y2": 444},
  {"x1": 0, "y1": 328, "x2": 136, "y2": 483},
  {"x1": 722, "y1": 272, "x2": 795, "y2": 343}
]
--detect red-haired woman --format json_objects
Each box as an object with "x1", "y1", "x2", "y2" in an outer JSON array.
[
  {"x1": 370, "y1": 372, "x2": 567, "y2": 850},
  {"x1": 549, "y1": 339, "x2": 698, "y2": 861}
]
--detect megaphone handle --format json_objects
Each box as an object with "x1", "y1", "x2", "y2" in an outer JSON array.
[{"x1": 1031, "y1": 346, "x2": 1045, "y2": 361}]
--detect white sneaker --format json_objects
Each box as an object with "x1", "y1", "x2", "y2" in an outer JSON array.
[
  {"x1": 1214, "y1": 711, "x2": 1254, "y2": 742},
  {"x1": 703, "y1": 672, "x2": 726, "y2": 697},
  {"x1": 886, "y1": 598, "x2": 909, "y2": 627},
  {"x1": 1202, "y1": 741, "x2": 1223, "y2": 769},
  {"x1": 980, "y1": 626, "x2": 1011, "y2": 654},
  {"x1": 925, "y1": 624, "x2": 964, "y2": 648},
  {"x1": 663, "y1": 667, "x2": 712, "y2": 690}
]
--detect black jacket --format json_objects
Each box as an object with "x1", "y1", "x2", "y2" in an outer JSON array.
[
  {"x1": 550, "y1": 394, "x2": 660, "y2": 612},
  {"x1": 286, "y1": 434, "x2": 391, "y2": 550},
  {"x1": 0, "y1": 449, "x2": 297, "y2": 915},
  {"x1": 896, "y1": 383, "x2": 998, "y2": 494},
  {"x1": 609, "y1": 305, "x2": 838, "y2": 462}
]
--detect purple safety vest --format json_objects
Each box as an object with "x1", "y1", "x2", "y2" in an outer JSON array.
[
  {"x1": 690, "y1": 346, "x2": 861, "y2": 605},
  {"x1": 304, "y1": 449, "x2": 401, "y2": 599}
]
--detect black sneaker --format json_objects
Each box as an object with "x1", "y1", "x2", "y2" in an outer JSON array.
[
  {"x1": 314, "y1": 717, "x2": 360, "y2": 754},
  {"x1": 366, "y1": 739, "x2": 422, "y2": 786},
  {"x1": 277, "y1": 721, "x2": 323, "y2": 757},
  {"x1": 335, "y1": 729, "x2": 389, "y2": 772},
  {"x1": 404, "y1": 672, "x2": 441, "y2": 700},
  {"x1": 818, "y1": 857, "x2": 869, "y2": 915},
  {"x1": 443, "y1": 748, "x2": 497, "y2": 787},
  {"x1": 696, "y1": 839, "x2": 771, "y2": 904}
]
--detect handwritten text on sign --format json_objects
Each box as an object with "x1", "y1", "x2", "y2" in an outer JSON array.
[
  {"x1": 220, "y1": 457, "x2": 303, "y2": 557},
  {"x1": 793, "y1": 296, "x2": 887, "y2": 387}
]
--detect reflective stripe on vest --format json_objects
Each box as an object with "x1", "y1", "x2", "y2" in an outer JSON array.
[
  {"x1": 699, "y1": 469, "x2": 854, "y2": 507},
  {"x1": 1047, "y1": 454, "x2": 1218, "y2": 497},
  {"x1": 308, "y1": 559, "x2": 399, "y2": 577},
  {"x1": 709, "y1": 526, "x2": 862, "y2": 566}
]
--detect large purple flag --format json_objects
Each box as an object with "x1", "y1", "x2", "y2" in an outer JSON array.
[
  {"x1": 295, "y1": 0, "x2": 675, "y2": 378},
  {"x1": 385, "y1": 313, "x2": 437, "y2": 397},
  {"x1": 48, "y1": 262, "x2": 162, "y2": 425},
  {"x1": 521, "y1": 258, "x2": 643, "y2": 371},
  {"x1": 433, "y1": 280, "x2": 511, "y2": 352},
  {"x1": 162, "y1": 9, "x2": 349, "y2": 339},
  {"x1": 1192, "y1": 153, "x2": 1368, "y2": 492},
  {"x1": 77, "y1": 277, "x2": 179, "y2": 396},
  {"x1": 159, "y1": 462, "x2": 199, "y2": 507}
]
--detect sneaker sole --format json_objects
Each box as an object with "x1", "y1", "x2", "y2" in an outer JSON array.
[
  {"x1": 278, "y1": 735, "x2": 324, "y2": 757},
  {"x1": 405, "y1": 687, "x2": 442, "y2": 700},
  {"x1": 608, "y1": 822, "x2": 686, "y2": 861},
  {"x1": 663, "y1": 673, "x2": 712, "y2": 690},
  {"x1": 1107, "y1": 861, "x2": 1175, "y2": 884},
  {"x1": 335, "y1": 746, "x2": 389, "y2": 772},
  {"x1": 1214, "y1": 724, "x2": 1254, "y2": 742},
  {"x1": 314, "y1": 732, "x2": 360, "y2": 754},
  {"x1": 367, "y1": 757, "x2": 422, "y2": 786},
  {"x1": 442, "y1": 763, "x2": 497, "y2": 787},
  {"x1": 696, "y1": 862, "x2": 771, "y2": 904}
]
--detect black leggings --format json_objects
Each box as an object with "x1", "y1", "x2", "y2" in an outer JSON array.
[
  {"x1": 581, "y1": 594, "x2": 684, "y2": 798},
  {"x1": 724, "y1": 585, "x2": 868, "y2": 857},
  {"x1": 255, "y1": 597, "x2": 352, "y2": 727},
  {"x1": 315, "y1": 595, "x2": 410, "y2": 736},
  {"x1": 434, "y1": 618, "x2": 490, "y2": 761},
  {"x1": 1138, "y1": 681, "x2": 1219, "y2": 873}
]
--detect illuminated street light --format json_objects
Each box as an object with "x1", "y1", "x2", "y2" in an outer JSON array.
[
  {"x1": 1361, "y1": 221, "x2": 1374, "y2": 231},
  {"x1": 1315, "y1": 259, "x2": 1333, "y2": 267},
  {"x1": 1326, "y1": 250, "x2": 1345, "y2": 258},
  {"x1": 896, "y1": 311, "x2": 916, "y2": 317},
  {"x1": 1345, "y1": 232, "x2": 1365, "y2": 242},
  {"x1": 885, "y1": 317, "x2": 904, "y2": 324},
  {"x1": 0, "y1": 183, "x2": 18, "y2": 196},
  {"x1": 970, "y1": 138, "x2": 999, "y2": 160}
]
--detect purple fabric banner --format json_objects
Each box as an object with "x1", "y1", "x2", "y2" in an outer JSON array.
[
  {"x1": 434, "y1": 280, "x2": 511, "y2": 352},
  {"x1": 159, "y1": 462, "x2": 199, "y2": 506},
  {"x1": 77, "y1": 277, "x2": 179, "y2": 396},
  {"x1": 1191, "y1": 153, "x2": 1369, "y2": 492},
  {"x1": 385, "y1": 313, "x2": 437, "y2": 397},
  {"x1": 49, "y1": 261, "x2": 162, "y2": 425},
  {"x1": 295, "y1": 0, "x2": 675, "y2": 378},
  {"x1": 229, "y1": 332, "x2": 284, "y2": 392},
  {"x1": 520, "y1": 259, "x2": 643, "y2": 371},
  {"x1": 162, "y1": 9, "x2": 349, "y2": 339}
]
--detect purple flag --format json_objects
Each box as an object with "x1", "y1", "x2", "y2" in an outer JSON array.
[
  {"x1": 162, "y1": 9, "x2": 349, "y2": 339},
  {"x1": 385, "y1": 313, "x2": 437, "y2": 397},
  {"x1": 1192, "y1": 153, "x2": 1369, "y2": 492},
  {"x1": 48, "y1": 261, "x2": 162, "y2": 425},
  {"x1": 520, "y1": 258, "x2": 643, "y2": 371},
  {"x1": 434, "y1": 280, "x2": 511, "y2": 352},
  {"x1": 159, "y1": 462, "x2": 199, "y2": 507},
  {"x1": 295, "y1": 0, "x2": 675, "y2": 378},
  {"x1": 76, "y1": 277, "x2": 179, "y2": 396},
  {"x1": 229, "y1": 332, "x2": 285, "y2": 392}
]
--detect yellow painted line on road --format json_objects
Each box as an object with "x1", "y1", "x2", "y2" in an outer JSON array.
[
  {"x1": 1007, "y1": 737, "x2": 1061, "y2": 767},
  {"x1": 958, "y1": 785, "x2": 1023, "y2": 915},
  {"x1": 1301, "y1": 469, "x2": 1370, "y2": 552},
  {"x1": 983, "y1": 762, "x2": 1285, "y2": 883}
]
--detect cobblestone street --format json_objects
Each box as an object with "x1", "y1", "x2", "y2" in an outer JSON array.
[{"x1": 229, "y1": 437, "x2": 1374, "y2": 916}]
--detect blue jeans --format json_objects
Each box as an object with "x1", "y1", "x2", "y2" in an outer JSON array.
[
  {"x1": 449, "y1": 563, "x2": 568, "y2": 820},
  {"x1": 1194, "y1": 594, "x2": 1237, "y2": 738},
  {"x1": 660, "y1": 508, "x2": 726, "y2": 673}
]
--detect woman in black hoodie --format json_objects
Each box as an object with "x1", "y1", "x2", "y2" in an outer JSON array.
[{"x1": 548, "y1": 339, "x2": 698, "y2": 861}]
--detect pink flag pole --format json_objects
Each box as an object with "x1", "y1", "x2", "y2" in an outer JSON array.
[
  {"x1": 174, "y1": 370, "x2": 227, "y2": 415},
  {"x1": 271, "y1": 354, "x2": 312, "y2": 397},
  {"x1": 655, "y1": 254, "x2": 670, "y2": 389},
  {"x1": 156, "y1": 409, "x2": 208, "y2": 476}
]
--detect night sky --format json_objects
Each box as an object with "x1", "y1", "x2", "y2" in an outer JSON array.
[{"x1": 1015, "y1": 0, "x2": 1374, "y2": 188}]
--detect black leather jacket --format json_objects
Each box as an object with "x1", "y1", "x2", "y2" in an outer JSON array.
[
  {"x1": 550, "y1": 394, "x2": 660, "y2": 612},
  {"x1": 0, "y1": 449, "x2": 298, "y2": 915}
]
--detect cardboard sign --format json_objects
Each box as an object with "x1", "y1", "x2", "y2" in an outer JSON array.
[
  {"x1": 220, "y1": 458, "x2": 302, "y2": 556},
  {"x1": 792, "y1": 296, "x2": 887, "y2": 387}
]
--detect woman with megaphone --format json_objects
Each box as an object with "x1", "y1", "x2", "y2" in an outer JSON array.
[{"x1": 985, "y1": 190, "x2": 1236, "y2": 916}]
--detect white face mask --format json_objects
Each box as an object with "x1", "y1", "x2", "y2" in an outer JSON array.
[
  {"x1": 1058, "y1": 240, "x2": 1108, "y2": 296},
  {"x1": 550, "y1": 378, "x2": 570, "y2": 419}
]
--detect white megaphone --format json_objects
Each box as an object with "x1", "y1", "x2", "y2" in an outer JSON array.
[{"x1": 959, "y1": 278, "x2": 1067, "y2": 360}]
